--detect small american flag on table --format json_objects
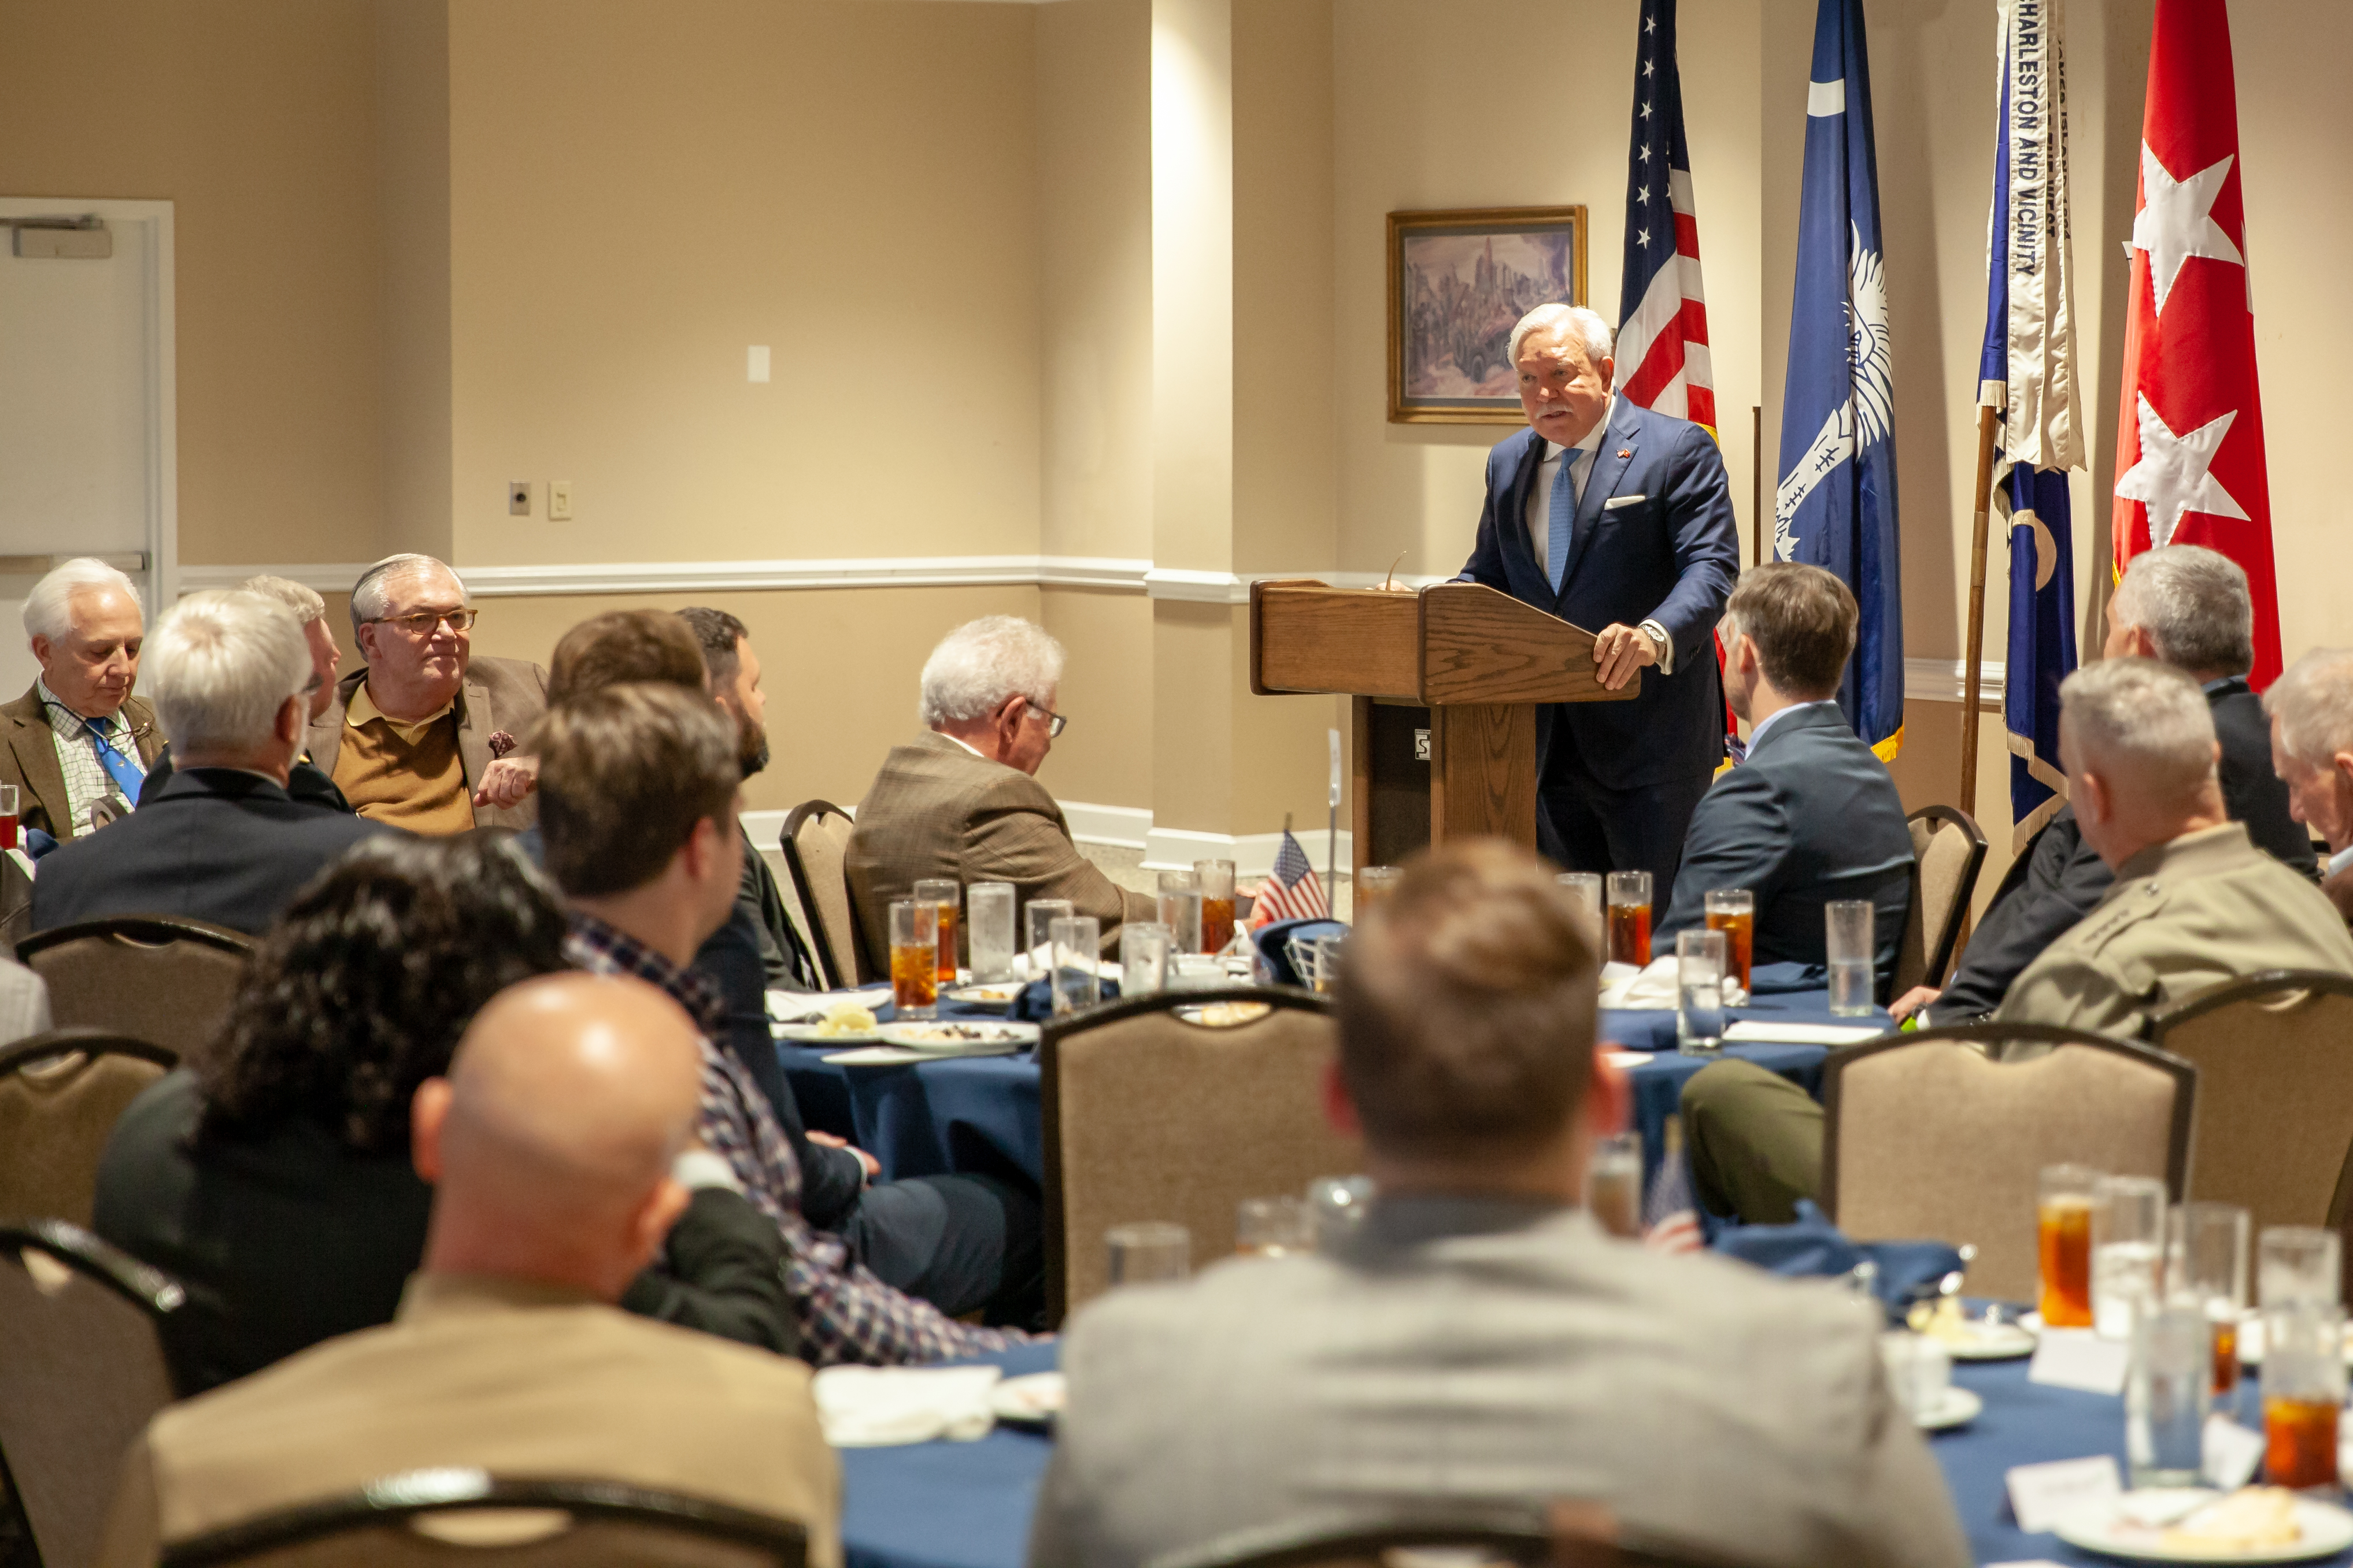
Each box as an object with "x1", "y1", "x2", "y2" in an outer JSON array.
[
  {"x1": 1642, "y1": 1116, "x2": 1705, "y2": 1254},
  {"x1": 1250, "y1": 828, "x2": 1329, "y2": 926}
]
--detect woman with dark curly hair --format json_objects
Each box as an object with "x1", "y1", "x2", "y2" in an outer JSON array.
[{"x1": 94, "y1": 833, "x2": 797, "y2": 1393}]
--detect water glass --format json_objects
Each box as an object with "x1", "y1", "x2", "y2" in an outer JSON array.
[
  {"x1": 1307, "y1": 1176, "x2": 1375, "y2": 1250},
  {"x1": 1704, "y1": 888, "x2": 1755, "y2": 992},
  {"x1": 1675, "y1": 930, "x2": 1727, "y2": 1054},
  {"x1": 967, "y1": 881, "x2": 1016, "y2": 982},
  {"x1": 1604, "y1": 871, "x2": 1652, "y2": 966},
  {"x1": 1194, "y1": 859, "x2": 1237, "y2": 954},
  {"x1": 1878, "y1": 1331, "x2": 1952, "y2": 1422},
  {"x1": 1106, "y1": 1221, "x2": 1190, "y2": 1286},
  {"x1": 2167, "y1": 1202, "x2": 2251, "y2": 1398},
  {"x1": 2092, "y1": 1174, "x2": 2167, "y2": 1340},
  {"x1": 1825, "y1": 898, "x2": 1874, "y2": 1015},
  {"x1": 1357, "y1": 865, "x2": 1405, "y2": 914},
  {"x1": 2262, "y1": 1302, "x2": 2347, "y2": 1489},
  {"x1": 2259, "y1": 1225, "x2": 2342, "y2": 1310},
  {"x1": 1555, "y1": 872, "x2": 1602, "y2": 944},
  {"x1": 1235, "y1": 1196, "x2": 1316, "y2": 1257},
  {"x1": 1308, "y1": 933, "x2": 1345, "y2": 995},
  {"x1": 887, "y1": 899, "x2": 939, "y2": 1020},
  {"x1": 1586, "y1": 1131, "x2": 1642, "y2": 1239},
  {"x1": 1156, "y1": 870, "x2": 1203, "y2": 954},
  {"x1": 1023, "y1": 898, "x2": 1074, "y2": 973},
  {"x1": 1049, "y1": 915, "x2": 1100, "y2": 1015},
  {"x1": 2038, "y1": 1163, "x2": 2100, "y2": 1329},
  {"x1": 913, "y1": 877, "x2": 960, "y2": 985},
  {"x1": 1120, "y1": 921, "x2": 1172, "y2": 997},
  {"x1": 2127, "y1": 1301, "x2": 2212, "y2": 1488}
]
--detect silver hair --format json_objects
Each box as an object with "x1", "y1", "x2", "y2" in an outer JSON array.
[
  {"x1": 2110, "y1": 544, "x2": 2254, "y2": 676},
  {"x1": 144, "y1": 590, "x2": 312, "y2": 755},
  {"x1": 2060, "y1": 656, "x2": 2218, "y2": 810},
  {"x1": 1507, "y1": 303, "x2": 1615, "y2": 374},
  {"x1": 236, "y1": 573, "x2": 328, "y2": 626},
  {"x1": 349, "y1": 554, "x2": 466, "y2": 636},
  {"x1": 2265, "y1": 648, "x2": 2353, "y2": 770},
  {"x1": 24, "y1": 558, "x2": 142, "y2": 645},
  {"x1": 919, "y1": 616, "x2": 1065, "y2": 728}
]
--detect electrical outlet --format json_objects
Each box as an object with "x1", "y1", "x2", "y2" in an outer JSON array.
[
  {"x1": 549, "y1": 480, "x2": 574, "y2": 521},
  {"x1": 508, "y1": 481, "x2": 531, "y2": 517}
]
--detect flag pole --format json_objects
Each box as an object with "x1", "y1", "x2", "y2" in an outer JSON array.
[
  {"x1": 1959, "y1": 406, "x2": 1999, "y2": 818},
  {"x1": 1327, "y1": 728, "x2": 1342, "y2": 911}
]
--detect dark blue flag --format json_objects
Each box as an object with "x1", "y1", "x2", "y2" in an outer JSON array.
[{"x1": 1774, "y1": 0, "x2": 1902, "y2": 760}]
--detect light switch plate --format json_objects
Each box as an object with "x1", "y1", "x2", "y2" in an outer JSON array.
[
  {"x1": 507, "y1": 481, "x2": 531, "y2": 517},
  {"x1": 748, "y1": 344, "x2": 771, "y2": 383},
  {"x1": 549, "y1": 480, "x2": 574, "y2": 521}
]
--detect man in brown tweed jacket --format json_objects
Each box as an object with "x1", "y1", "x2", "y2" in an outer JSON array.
[{"x1": 847, "y1": 616, "x2": 1153, "y2": 972}]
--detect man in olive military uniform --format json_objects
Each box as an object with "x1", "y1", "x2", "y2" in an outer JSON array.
[{"x1": 1678, "y1": 657, "x2": 2353, "y2": 1223}]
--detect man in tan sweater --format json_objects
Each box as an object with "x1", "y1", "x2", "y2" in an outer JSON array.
[
  {"x1": 99, "y1": 972, "x2": 839, "y2": 1567},
  {"x1": 847, "y1": 616, "x2": 1152, "y2": 971}
]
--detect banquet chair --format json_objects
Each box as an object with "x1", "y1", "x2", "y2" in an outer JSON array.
[
  {"x1": 17, "y1": 914, "x2": 254, "y2": 1065},
  {"x1": 2149, "y1": 970, "x2": 2353, "y2": 1291},
  {"x1": 1820, "y1": 1023, "x2": 2195, "y2": 1303},
  {"x1": 1146, "y1": 1502, "x2": 1738, "y2": 1568},
  {"x1": 1888, "y1": 806, "x2": 1986, "y2": 996},
  {"x1": 0, "y1": 1028, "x2": 178, "y2": 1226},
  {"x1": 158, "y1": 1471, "x2": 809, "y2": 1568},
  {"x1": 779, "y1": 800, "x2": 869, "y2": 989},
  {"x1": 1041, "y1": 986, "x2": 1360, "y2": 1325},
  {"x1": 0, "y1": 1218, "x2": 186, "y2": 1568}
]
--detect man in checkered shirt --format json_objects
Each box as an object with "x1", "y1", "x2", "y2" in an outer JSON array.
[
  {"x1": 533, "y1": 679, "x2": 1030, "y2": 1365},
  {"x1": 0, "y1": 557, "x2": 166, "y2": 842}
]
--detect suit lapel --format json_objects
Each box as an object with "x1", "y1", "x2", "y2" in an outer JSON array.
[
  {"x1": 4, "y1": 705, "x2": 72, "y2": 840},
  {"x1": 457, "y1": 678, "x2": 493, "y2": 809},
  {"x1": 308, "y1": 669, "x2": 364, "y2": 778},
  {"x1": 1555, "y1": 404, "x2": 1644, "y2": 601}
]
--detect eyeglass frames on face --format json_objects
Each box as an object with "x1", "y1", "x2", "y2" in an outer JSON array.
[
  {"x1": 372, "y1": 609, "x2": 478, "y2": 635},
  {"x1": 1027, "y1": 702, "x2": 1068, "y2": 738}
]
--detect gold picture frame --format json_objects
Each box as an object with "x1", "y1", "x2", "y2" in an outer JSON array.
[{"x1": 1388, "y1": 205, "x2": 1588, "y2": 425}]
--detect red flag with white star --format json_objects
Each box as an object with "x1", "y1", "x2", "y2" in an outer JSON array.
[{"x1": 2111, "y1": 0, "x2": 2280, "y2": 687}]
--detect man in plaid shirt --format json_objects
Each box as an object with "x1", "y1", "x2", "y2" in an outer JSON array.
[{"x1": 534, "y1": 681, "x2": 1026, "y2": 1365}]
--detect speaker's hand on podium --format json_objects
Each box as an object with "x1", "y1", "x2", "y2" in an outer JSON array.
[{"x1": 1592, "y1": 623, "x2": 1662, "y2": 690}]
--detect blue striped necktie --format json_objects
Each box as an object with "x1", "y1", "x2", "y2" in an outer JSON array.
[{"x1": 1547, "y1": 446, "x2": 1579, "y2": 594}]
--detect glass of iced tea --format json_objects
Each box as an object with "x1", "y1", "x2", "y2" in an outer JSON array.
[
  {"x1": 1193, "y1": 859, "x2": 1237, "y2": 954},
  {"x1": 913, "y1": 877, "x2": 960, "y2": 987},
  {"x1": 0, "y1": 783, "x2": 18, "y2": 852},
  {"x1": 2168, "y1": 1202, "x2": 2251, "y2": 1398},
  {"x1": 2262, "y1": 1302, "x2": 2347, "y2": 1489},
  {"x1": 1604, "y1": 871, "x2": 1652, "y2": 966},
  {"x1": 888, "y1": 899, "x2": 939, "y2": 1020},
  {"x1": 1704, "y1": 888, "x2": 1755, "y2": 993},
  {"x1": 2037, "y1": 1163, "x2": 2099, "y2": 1329},
  {"x1": 1586, "y1": 1131, "x2": 1642, "y2": 1239},
  {"x1": 1235, "y1": 1196, "x2": 1316, "y2": 1258},
  {"x1": 1356, "y1": 865, "x2": 1405, "y2": 915}
]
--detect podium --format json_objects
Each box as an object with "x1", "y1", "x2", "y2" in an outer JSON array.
[{"x1": 1248, "y1": 580, "x2": 1635, "y2": 876}]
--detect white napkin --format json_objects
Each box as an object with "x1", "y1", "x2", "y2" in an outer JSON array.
[
  {"x1": 1597, "y1": 957, "x2": 1745, "y2": 1011},
  {"x1": 813, "y1": 1365, "x2": 1002, "y2": 1447},
  {"x1": 767, "y1": 988, "x2": 881, "y2": 1023}
]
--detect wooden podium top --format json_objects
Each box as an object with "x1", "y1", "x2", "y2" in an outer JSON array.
[{"x1": 1248, "y1": 580, "x2": 1637, "y2": 706}]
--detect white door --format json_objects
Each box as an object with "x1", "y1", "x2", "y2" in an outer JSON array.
[{"x1": 0, "y1": 198, "x2": 175, "y2": 700}]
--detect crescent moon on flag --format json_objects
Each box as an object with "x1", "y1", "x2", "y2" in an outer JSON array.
[{"x1": 2012, "y1": 510, "x2": 2058, "y2": 592}]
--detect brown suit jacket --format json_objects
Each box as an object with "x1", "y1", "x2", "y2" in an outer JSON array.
[
  {"x1": 97, "y1": 1273, "x2": 841, "y2": 1568},
  {"x1": 306, "y1": 657, "x2": 549, "y2": 831},
  {"x1": 0, "y1": 684, "x2": 167, "y2": 842},
  {"x1": 846, "y1": 731, "x2": 1155, "y2": 974}
]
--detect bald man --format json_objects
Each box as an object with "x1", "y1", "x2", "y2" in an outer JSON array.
[{"x1": 98, "y1": 975, "x2": 839, "y2": 1568}]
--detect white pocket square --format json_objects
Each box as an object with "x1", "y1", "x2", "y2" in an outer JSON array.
[{"x1": 1602, "y1": 493, "x2": 1648, "y2": 511}]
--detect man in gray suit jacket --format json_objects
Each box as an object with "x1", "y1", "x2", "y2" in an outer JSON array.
[{"x1": 1028, "y1": 841, "x2": 1968, "y2": 1568}]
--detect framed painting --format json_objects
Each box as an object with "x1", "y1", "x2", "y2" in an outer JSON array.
[{"x1": 1388, "y1": 205, "x2": 1587, "y2": 424}]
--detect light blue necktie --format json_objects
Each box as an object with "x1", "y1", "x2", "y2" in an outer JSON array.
[{"x1": 1545, "y1": 446, "x2": 1581, "y2": 595}]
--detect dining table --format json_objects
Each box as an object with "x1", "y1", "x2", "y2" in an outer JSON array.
[{"x1": 832, "y1": 1343, "x2": 2353, "y2": 1568}]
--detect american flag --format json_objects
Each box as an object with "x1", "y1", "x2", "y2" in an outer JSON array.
[
  {"x1": 1641, "y1": 1117, "x2": 1705, "y2": 1254},
  {"x1": 1614, "y1": 0, "x2": 1715, "y2": 436},
  {"x1": 1250, "y1": 829, "x2": 1329, "y2": 926}
]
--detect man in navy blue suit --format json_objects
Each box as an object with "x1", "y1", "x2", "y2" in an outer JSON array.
[{"x1": 1457, "y1": 304, "x2": 1740, "y2": 886}]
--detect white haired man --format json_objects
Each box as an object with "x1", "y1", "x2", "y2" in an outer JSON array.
[
  {"x1": 139, "y1": 574, "x2": 353, "y2": 811},
  {"x1": 32, "y1": 592, "x2": 395, "y2": 936},
  {"x1": 1456, "y1": 303, "x2": 1740, "y2": 889},
  {"x1": 0, "y1": 557, "x2": 165, "y2": 842},
  {"x1": 305, "y1": 554, "x2": 548, "y2": 833},
  {"x1": 1683, "y1": 658, "x2": 2353, "y2": 1225},
  {"x1": 2265, "y1": 647, "x2": 2353, "y2": 924},
  {"x1": 846, "y1": 616, "x2": 1153, "y2": 970}
]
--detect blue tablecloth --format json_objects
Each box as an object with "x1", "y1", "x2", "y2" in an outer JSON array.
[{"x1": 836, "y1": 1345, "x2": 2353, "y2": 1568}]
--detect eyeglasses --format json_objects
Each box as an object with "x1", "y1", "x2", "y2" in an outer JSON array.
[
  {"x1": 1027, "y1": 702, "x2": 1068, "y2": 739},
  {"x1": 372, "y1": 609, "x2": 478, "y2": 635}
]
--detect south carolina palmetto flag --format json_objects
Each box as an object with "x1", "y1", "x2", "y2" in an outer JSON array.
[{"x1": 2110, "y1": 0, "x2": 2281, "y2": 687}]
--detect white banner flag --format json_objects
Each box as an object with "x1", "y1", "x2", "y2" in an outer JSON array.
[{"x1": 1981, "y1": 0, "x2": 2083, "y2": 472}]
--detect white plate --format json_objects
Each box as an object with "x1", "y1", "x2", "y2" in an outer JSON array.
[
  {"x1": 823, "y1": 1044, "x2": 1025, "y2": 1066},
  {"x1": 1937, "y1": 1322, "x2": 2038, "y2": 1362},
  {"x1": 946, "y1": 982, "x2": 1026, "y2": 1009},
  {"x1": 990, "y1": 1371, "x2": 1064, "y2": 1426},
  {"x1": 2056, "y1": 1495, "x2": 2353, "y2": 1563},
  {"x1": 776, "y1": 1021, "x2": 883, "y2": 1044},
  {"x1": 1914, "y1": 1385, "x2": 1981, "y2": 1430},
  {"x1": 876, "y1": 1021, "x2": 1041, "y2": 1052}
]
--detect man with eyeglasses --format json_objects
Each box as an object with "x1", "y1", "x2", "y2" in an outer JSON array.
[
  {"x1": 846, "y1": 616, "x2": 1154, "y2": 968},
  {"x1": 306, "y1": 555, "x2": 549, "y2": 833}
]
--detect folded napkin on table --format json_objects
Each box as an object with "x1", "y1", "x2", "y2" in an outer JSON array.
[
  {"x1": 768, "y1": 988, "x2": 885, "y2": 1024},
  {"x1": 1712, "y1": 1200, "x2": 1964, "y2": 1318},
  {"x1": 1597, "y1": 958, "x2": 1747, "y2": 1011},
  {"x1": 812, "y1": 1365, "x2": 1003, "y2": 1447}
]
